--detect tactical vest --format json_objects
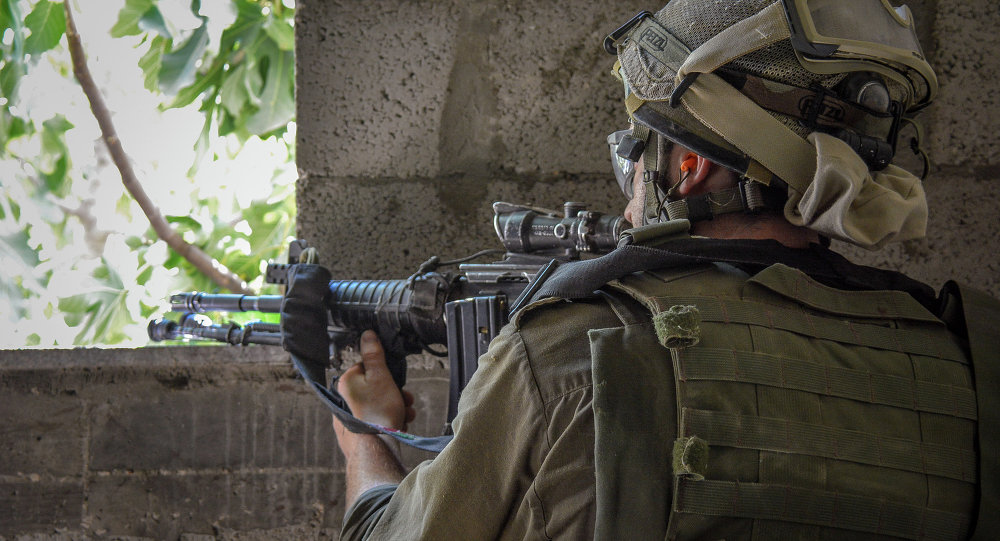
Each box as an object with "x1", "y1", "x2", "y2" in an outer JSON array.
[{"x1": 588, "y1": 262, "x2": 980, "y2": 540}]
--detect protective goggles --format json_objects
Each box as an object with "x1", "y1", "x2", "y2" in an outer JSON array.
[
  {"x1": 608, "y1": 129, "x2": 637, "y2": 198},
  {"x1": 784, "y1": 0, "x2": 936, "y2": 108}
]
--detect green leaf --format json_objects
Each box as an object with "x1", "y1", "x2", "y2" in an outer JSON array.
[
  {"x1": 138, "y1": 6, "x2": 170, "y2": 38},
  {"x1": 244, "y1": 42, "x2": 294, "y2": 135},
  {"x1": 92, "y1": 265, "x2": 110, "y2": 281},
  {"x1": 1, "y1": 109, "x2": 29, "y2": 152},
  {"x1": 0, "y1": 0, "x2": 24, "y2": 37},
  {"x1": 89, "y1": 289, "x2": 131, "y2": 344},
  {"x1": 219, "y1": 62, "x2": 250, "y2": 116},
  {"x1": 159, "y1": 22, "x2": 209, "y2": 94},
  {"x1": 25, "y1": 333, "x2": 40, "y2": 346},
  {"x1": 137, "y1": 35, "x2": 169, "y2": 92},
  {"x1": 0, "y1": 229, "x2": 41, "y2": 268},
  {"x1": 62, "y1": 309, "x2": 86, "y2": 328},
  {"x1": 140, "y1": 300, "x2": 158, "y2": 318},
  {"x1": 111, "y1": 0, "x2": 156, "y2": 38},
  {"x1": 0, "y1": 56, "x2": 25, "y2": 103},
  {"x1": 23, "y1": 0, "x2": 66, "y2": 56},
  {"x1": 262, "y1": 17, "x2": 294, "y2": 51},
  {"x1": 136, "y1": 264, "x2": 153, "y2": 285},
  {"x1": 39, "y1": 115, "x2": 74, "y2": 197},
  {"x1": 41, "y1": 114, "x2": 73, "y2": 136},
  {"x1": 115, "y1": 191, "x2": 133, "y2": 219},
  {"x1": 125, "y1": 236, "x2": 145, "y2": 250},
  {"x1": 51, "y1": 216, "x2": 71, "y2": 248},
  {"x1": 188, "y1": 104, "x2": 214, "y2": 173},
  {"x1": 163, "y1": 55, "x2": 223, "y2": 109},
  {"x1": 165, "y1": 214, "x2": 202, "y2": 231},
  {"x1": 40, "y1": 153, "x2": 69, "y2": 195},
  {"x1": 59, "y1": 293, "x2": 97, "y2": 315},
  {"x1": 219, "y1": 0, "x2": 266, "y2": 51}
]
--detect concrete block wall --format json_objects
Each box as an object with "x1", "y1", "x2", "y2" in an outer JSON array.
[
  {"x1": 1, "y1": 347, "x2": 444, "y2": 539},
  {"x1": 296, "y1": 0, "x2": 1000, "y2": 296},
  {"x1": 3, "y1": 1, "x2": 998, "y2": 539}
]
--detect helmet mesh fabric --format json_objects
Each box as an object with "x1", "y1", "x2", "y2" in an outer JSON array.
[{"x1": 635, "y1": 0, "x2": 905, "y2": 140}]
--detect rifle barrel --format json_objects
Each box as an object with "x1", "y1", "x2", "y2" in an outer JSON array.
[
  {"x1": 171, "y1": 292, "x2": 283, "y2": 313},
  {"x1": 148, "y1": 315, "x2": 284, "y2": 346}
]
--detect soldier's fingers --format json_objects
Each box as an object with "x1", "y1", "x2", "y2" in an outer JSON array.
[
  {"x1": 359, "y1": 330, "x2": 390, "y2": 377},
  {"x1": 402, "y1": 389, "x2": 415, "y2": 407},
  {"x1": 337, "y1": 362, "x2": 365, "y2": 390}
]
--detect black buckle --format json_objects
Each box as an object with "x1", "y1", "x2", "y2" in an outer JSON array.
[
  {"x1": 616, "y1": 135, "x2": 646, "y2": 161},
  {"x1": 604, "y1": 11, "x2": 653, "y2": 55},
  {"x1": 669, "y1": 73, "x2": 700, "y2": 108}
]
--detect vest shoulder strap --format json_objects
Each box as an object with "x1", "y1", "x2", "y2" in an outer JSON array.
[{"x1": 524, "y1": 238, "x2": 938, "y2": 311}]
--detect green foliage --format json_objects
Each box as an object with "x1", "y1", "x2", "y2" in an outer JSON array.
[
  {"x1": 0, "y1": 0, "x2": 297, "y2": 347},
  {"x1": 115, "y1": 0, "x2": 296, "y2": 143},
  {"x1": 22, "y1": 0, "x2": 66, "y2": 55}
]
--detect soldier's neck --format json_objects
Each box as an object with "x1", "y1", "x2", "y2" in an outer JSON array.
[{"x1": 690, "y1": 211, "x2": 820, "y2": 249}]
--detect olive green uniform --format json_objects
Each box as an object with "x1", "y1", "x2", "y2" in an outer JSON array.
[
  {"x1": 342, "y1": 247, "x2": 983, "y2": 540},
  {"x1": 343, "y1": 291, "x2": 619, "y2": 540}
]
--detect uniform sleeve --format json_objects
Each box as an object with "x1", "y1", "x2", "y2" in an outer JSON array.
[
  {"x1": 340, "y1": 484, "x2": 397, "y2": 539},
  {"x1": 339, "y1": 322, "x2": 551, "y2": 540}
]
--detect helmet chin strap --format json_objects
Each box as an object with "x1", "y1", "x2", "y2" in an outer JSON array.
[
  {"x1": 646, "y1": 148, "x2": 787, "y2": 225},
  {"x1": 663, "y1": 179, "x2": 784, "y2": 223}
]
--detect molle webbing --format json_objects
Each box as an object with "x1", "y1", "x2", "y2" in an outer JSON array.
[
  {"x1": 680, "y1": 408, "x2": 976, "y2": 482},
  {"x1": 675, "y1": 348, "x2": 977, "y2": 420},
  {"x1": 603, "y1": 264, "x2": 975, "y2": 540},
  {"x1": 641, "y1": 295, "x2": 968, "y2": 363},
  {"x1": 672, "y1": 478, "x2": 970, "y2": 540}
]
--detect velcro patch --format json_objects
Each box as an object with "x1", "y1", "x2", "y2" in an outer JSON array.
[{"x1": 653, "y1": 304, "x2": 701, "y2": 349}]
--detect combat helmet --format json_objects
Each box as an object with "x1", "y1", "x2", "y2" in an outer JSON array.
[{"x1": 605, "y1": 0, "x2": 938, "y2": 249}]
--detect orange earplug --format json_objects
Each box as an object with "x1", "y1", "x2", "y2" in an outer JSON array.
[{"x1": 680, "y1": 152, "x2": 698, "y2": 173}]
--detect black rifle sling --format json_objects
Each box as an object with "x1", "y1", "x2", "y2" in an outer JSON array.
[{"x1": 524, "y1": 238, "x2": 937, "y2": 310}]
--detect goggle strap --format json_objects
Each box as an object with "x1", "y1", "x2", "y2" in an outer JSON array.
[
  {"x1": 631, "y1": 123, "x2": 650, "y2": 143},
  {"x1": 643, "y1": 133, "x2": 662, "y2": 223},
  {"x1": 642, "y1": 131, "x2": 659, "y2": 175},
  {"x1": 625, "y1": 92, "x2": 646, "y2": 117}
]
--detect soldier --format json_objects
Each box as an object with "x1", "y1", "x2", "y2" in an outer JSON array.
[{"x1": 334, "y1": 1, "x2": 998, "y2": 539}]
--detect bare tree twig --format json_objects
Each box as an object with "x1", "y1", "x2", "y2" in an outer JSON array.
[{"x1": 63, "y1": 2, "x2": 253, "y2": 295}]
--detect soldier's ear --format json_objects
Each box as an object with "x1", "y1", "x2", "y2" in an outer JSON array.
[{"x1": 675, "y1": 152, "x2": 715, "y2": 195}]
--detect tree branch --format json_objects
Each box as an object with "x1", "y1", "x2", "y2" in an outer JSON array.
[{"x1": 63, "y1": 2, "x2": 253, "y2": 295}]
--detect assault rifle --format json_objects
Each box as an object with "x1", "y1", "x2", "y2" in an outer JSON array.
[{"x1": 148, "y1": 202, "x2": 625, "y2": 427}]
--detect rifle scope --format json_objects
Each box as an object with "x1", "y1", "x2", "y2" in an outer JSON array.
[{"x1": 493, "y1": 201, "x2": 626, "y2": 254}]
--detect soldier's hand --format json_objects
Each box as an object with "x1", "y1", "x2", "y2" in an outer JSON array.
[{"x1": 335, "y1": 330, "x2": 416, "y2": 430}]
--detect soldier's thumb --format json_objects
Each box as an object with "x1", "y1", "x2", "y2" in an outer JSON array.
[{"x1": 359, "y1": 330, "x2": 389, "y2": 376}]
